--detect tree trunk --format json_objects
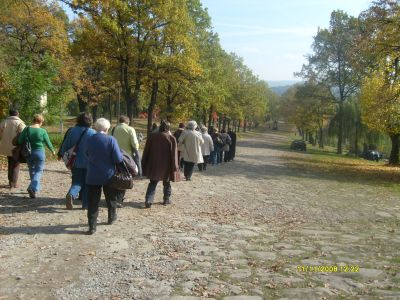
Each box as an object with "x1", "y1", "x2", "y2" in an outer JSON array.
[
  {"x1": 243, "y1": 120, "x2": 247, "y2": 132},
  {"x1": 108, "y1": 94, "x2": 112, "y2": 124},
  {"x1": 227, "y1": 119, "x2": 231, "y2": 129},
  {"x1": 77, "y1": 94, "x2": 87, "y2": 112},
  {"x1": 337, "y1": 102, "x2": 344, "y2": 154},
  {"x1": 147, "y1": 80, "x2": 158, "y2": 136},
  {"x1": 318, "y1": 127, "x2": 324, "y2": 148},
  {"x1": 389, "y1": 134, "x2": 400, "y2": 165},
  {"x1": 166, "y1": 83, "x2": 173, "y2": 121},
  {"x1": 207, "y1": 105, "x2": 213, "y2": 128},
  {"x1": 91, "y1": 105, "x2": 98, "y2": 121},
  {"x1": 354, "y1": 122, "x2": 359, "y2": 157},
  {"x1": 222, "y1": 115, "x2": 227, "y2": 131},
  {"x1": 218, "y1": 117, "x2": 222, "y2": 131},
  {"x1": 313, "y1": 131, "x2": 317, "y2": 146}
]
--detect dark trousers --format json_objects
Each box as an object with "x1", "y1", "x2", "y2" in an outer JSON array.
[
  {"x1": 7, "y1": 156, "x2": 20, "y2": 187},
  {"x1": 87, "y1": 185, "x2": 124, "y2": 227},
  {"x1": 223, "y1": 151, "x2": 230, "y2": 162},
  {"x1": 218, "y1": 151, "x2": 223, "y2": 164},
  {"x1": 198, "y1": 155, "x2": 209, "y2": 171},
  {"x1": 183, "y1": 161, "x2": 195, "y2": 180},
  {"x1": 145, "y1": 180, "x2": 171, "y2": 203},
  {"x1": 177, "y1": 151, "x2": 184, "y2": 169}
]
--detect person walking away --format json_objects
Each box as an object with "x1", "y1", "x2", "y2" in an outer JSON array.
[
  {"x1": 198, "y1": 126, "x2": 213, "y2": 171},
  {"x1": 173, "y1": 122, "x2": 185, "y2": 170},
  {"x1": 221, "y1": 129, "x2": 232, "y2": 163},
  {"x1": 0, "y1": 108, "x2": 25, "y2": 188},
  {"x1": 142, "y1": 120, "x2": 181, "y2": 208},
  {"x1": 85, "y1": 118, "x2": 124, "y2": 235},
  {"x1": 59, "y1": 112, "x2": 95, "y2": 209},
  {"x1": 17, "y1": 114, "x2": 55, "y2": 198},
  {"x1": 227, "y1": 128, "x2": 237, "y2": 161},
  {"x1": 179, "y1": 120, "x2": 203, "y2": 181},
  {"x1": 210, "y1": 128, "x2": 221, "y2": 165},
  {"x1": 110, "y1": 115, "x2": 140, "y2": 206}
]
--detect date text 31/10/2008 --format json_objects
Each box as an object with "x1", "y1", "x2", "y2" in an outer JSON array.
[{"x1": 297, "y1": 265, "x2": 360, "y2": 273}]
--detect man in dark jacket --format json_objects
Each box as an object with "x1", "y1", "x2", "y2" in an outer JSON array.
[
  {"x1": 142, "y1": 120, "x2": 181, "y2": 208},
  {"x1": 227, "y1": 128, "x2": 237, "y2": 161}
]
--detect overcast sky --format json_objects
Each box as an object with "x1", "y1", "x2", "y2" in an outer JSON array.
[{"x1": 201, "y1": 0, "x2": 372, "y2": 82}]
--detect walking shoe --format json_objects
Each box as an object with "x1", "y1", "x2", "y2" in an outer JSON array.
[
  {"x1": 27, "y1": 188, "x2": 36, "y2": 199},
  {"x1": 66, "y1": 194, "x2": 74, "y2": 210},
  {"x1": 163, "y1": 199, "x2": 172, "y2": 205},
  {"x1": 107, "y1": 207, "x2": 117, "y2": 224},
  {"x1": 87, "y1": 228, "x2": 96, "y2": 235},
  {"x1": 145, "y1": 201, "x2": 152, "y2": 208},
  {"x1": 116, "y1": 202, "x2": 123, "y2": 208}
]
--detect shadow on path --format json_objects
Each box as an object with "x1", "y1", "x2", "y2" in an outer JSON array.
[
  {"x1": 0, "y1": 223, "x2": 85, "y2": 235},
  {"x1": 0, "y1": 194, "x2": 65, "y2": 214}
]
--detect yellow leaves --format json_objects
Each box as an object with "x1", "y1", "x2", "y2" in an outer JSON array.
[
  {"x1": 360, "y1": 60, "x2": 400, "y2": 135},
  {"x1": 0, "y1": 0, "x2": 68, "y2": 58}
]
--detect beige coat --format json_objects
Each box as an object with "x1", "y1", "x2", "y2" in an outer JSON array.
[
  {"x1": 201, "y1": 133, "x2": 214, "y2": 156},
  {"x1": 179, "y1": 129, "x2": 204, "y2": 164},
  {"x1": 0, "y1": 116, "x2": 25, "y2": 156}
]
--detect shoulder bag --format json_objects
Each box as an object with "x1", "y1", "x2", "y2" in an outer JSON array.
[
  {"x1": 62, "y1": 128, "x2": 88, "y2": 170},
  {"x1": 107, "y1": 160, "x2": 134, "y2": 190},
  {"x1": 12, "y1": 126, "x2": 31, "y2": 163}
]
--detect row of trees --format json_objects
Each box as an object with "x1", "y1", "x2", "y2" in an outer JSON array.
[
  {"x1": 0, "y1": 0, "x2": 270, "y2": 134},
  {"x1": 276, "y1": 0, "x2": 400, "y2": 164}
]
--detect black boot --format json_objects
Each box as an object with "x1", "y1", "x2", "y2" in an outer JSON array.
[
  {"x1": 88, "y1": 218, "x2": 97, "y2": 235},
  {"x1": 163, "y1": 198, "x2": 172, "y2": 205},
  {"x1": 108, "y1": 207, "x2": 117, "y2": 225}
]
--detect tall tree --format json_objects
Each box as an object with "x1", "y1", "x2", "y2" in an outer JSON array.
[
  {"x1": 358, "y1": 0, "x2": 400, "y2": 164},
  {"x1": 0, "y1": 0, "x2": 70, "y2": 120},
  {"x1": 298, "y1": 10, "x2": 360, "y2": 154}
]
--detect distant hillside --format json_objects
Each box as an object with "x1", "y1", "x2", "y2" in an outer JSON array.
[
  {"x1": 267, "y1": 80, "x2": 300, "y2": 87},
  {"x1": 268, "y1": 80, "x2": 302, "y2": 96},
  {"x1": 270, "y1": 85, "x2": 292, "y2": 95}
]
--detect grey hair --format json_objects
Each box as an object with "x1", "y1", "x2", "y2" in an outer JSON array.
[
  {"x1": 94, "y1": 118, "x2": 111, "y2": 132},
  {"x1": 187, "y1": 120, "x2": 197, "y2": 130},
  {"x1": 201, "y1": 126, "x2": 207, "y2": 133}
]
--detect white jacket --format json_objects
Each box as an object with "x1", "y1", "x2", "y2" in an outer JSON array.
[
  {"x1": 0, "y1": 116, "x2": 25, "y2": 156},
  {"x1": 201, "y1": 133, "x2": 214, "y2": 156},
  {"x1": 179, "y1": 129, "x2": 204, "y2": 163}
]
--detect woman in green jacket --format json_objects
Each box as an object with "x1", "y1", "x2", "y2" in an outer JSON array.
[{"x1": 18, "y1": 114, "x2": 55, "y2": 198}]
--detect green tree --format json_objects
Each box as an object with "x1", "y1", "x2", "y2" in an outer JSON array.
[
  {"x1": 0, "y1": 0, "x2": 70, "y2": 120},
  {"x1": 360, "y1": 63, "x2": 400, "y2": 164},
  {"x1": 298, "y1": 10, "x2": 361, "y2": 154},
  {"x1": 358, "y1": 0, "x2": 400, "y2": 164}
]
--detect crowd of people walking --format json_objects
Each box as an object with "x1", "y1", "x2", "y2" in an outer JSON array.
[{"x1": 0, "y1": 109, "x2": 237, "y2": 234}]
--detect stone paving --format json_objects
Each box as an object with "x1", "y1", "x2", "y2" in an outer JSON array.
[{"x1": 0, "y1": 129, "x2": 399, "y2": 299}]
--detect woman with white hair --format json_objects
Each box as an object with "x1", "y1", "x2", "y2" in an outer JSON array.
[
  {"x1": 178, "y1": 120, "x2": 204, "y2": 181},
  {"x1": 198, "y1": 126, "x2": 214, "y2": 171},
  {"x1": 85, "y1": 118, "x2": 124, "y2": 235}
]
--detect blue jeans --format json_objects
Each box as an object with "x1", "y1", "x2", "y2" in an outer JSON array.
[
  {"x1": 210, "y1": 148, "x2": 219, "y2": 165},
  {"x1": 27, "y1": 150, "x2": 45, "y2": 192},
  {"x1": 68, "y1": 168, "x2": 88, "y2": 208}
]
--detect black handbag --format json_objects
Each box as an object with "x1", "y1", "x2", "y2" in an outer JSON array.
[
  {"x1": 107, "y1": 161, "x2": 133, "y2": 190},
  {"x1": 21, "y1": 127, "x2": 32, "y2": 158},
  {"x1": 12, "y1": 127, "x2": 31, "y2": 163}
]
